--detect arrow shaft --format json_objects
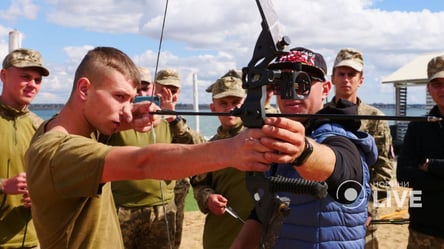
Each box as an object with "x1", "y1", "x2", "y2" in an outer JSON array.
[{"x1": 151, "y1": 110, "x2": 441, "y2": 122}]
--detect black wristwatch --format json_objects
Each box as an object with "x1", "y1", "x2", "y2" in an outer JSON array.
[
  {"x1": 292, "y1": 137, "x2": 313, "y2": 166},
  {"x1": 169, "y1": 115, "x2": 183, "y2": 126}
]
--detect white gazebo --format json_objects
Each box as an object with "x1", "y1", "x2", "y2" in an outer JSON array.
[{"x1": 381, "y1": 51, "x2": 444, "y2": 144}]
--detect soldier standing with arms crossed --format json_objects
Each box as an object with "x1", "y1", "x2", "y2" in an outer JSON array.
[{"x1": 397, "y1": 55, "x2": 444, "y2": 249}]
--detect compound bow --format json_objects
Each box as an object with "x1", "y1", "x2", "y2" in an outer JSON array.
[{"x1": 150, "y1": 1, "x2": 440, "y2": 248}]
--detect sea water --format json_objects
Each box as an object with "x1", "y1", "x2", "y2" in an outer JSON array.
[
  {"x1": 33, "y1": 106, "x2": 429, "y2": 140},
  {"x1": 32, "y1": 108, "x2": 218, "y2": 139}
]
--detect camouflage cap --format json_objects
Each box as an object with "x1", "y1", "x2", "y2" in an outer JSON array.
[
  {"x1": 206, "y1": 69, "x2": 242, "y2": 93},
  {"x1": 333, "y1": 48, "x2": 364, "y2": 72},
  {"x1": 138, "y1": 67, "x2": 152, "y2": 83},
  {"x1": 427, "y1": 55, "x2": 444, "y2": 82},
  {"x1": 208, "y1": 74, "x2": 246, "y2": 99},
  {"x1": 155, "y1": 69, "x2": 181, "y2": 88},
  {"x1": 221, "y1": 69, "x2": 242, "y2": 79},
  {"x1": 2, "y1": 48, "x2": 49, "y2": 76}
]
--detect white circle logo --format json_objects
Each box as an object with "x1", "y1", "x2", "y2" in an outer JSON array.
[{"x1": 336, "y1": 180, "x2": 366, "y2": 209}]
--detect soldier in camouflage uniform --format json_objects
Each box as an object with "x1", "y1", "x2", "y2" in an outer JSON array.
[
  {"x1": 397, "y1": 55, "x2": 444, "y2": 249},
  {"x1": 0, "y1": 48, "x2": 49, "y2": 249},
  {"x1": 191, "y1": 70, "x2": 255, "y2": 249},
  {"x1": 327, "y1": 48, "x2": 394, "y2": 249},
  {"x1": 154, "y1": 69, "x2": 206, "y2": 249},
  {"x1": 108, "y1": 67, "x2": 205, "y2": 249}
]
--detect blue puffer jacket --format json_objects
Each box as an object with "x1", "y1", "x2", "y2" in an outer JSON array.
[{"x1": 270, "y1": 123, "x2": 377, "y2": 249}]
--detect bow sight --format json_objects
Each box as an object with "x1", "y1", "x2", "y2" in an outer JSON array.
[
  {"x1": 239, "y1": 1, "x2": 328, "y2": 248},
  {"x1": 270, "y1": 63, "x2": 312, "y2": 100},
  {"x1": 148, "y1": 1, "x2": 440, "y2": 247}
]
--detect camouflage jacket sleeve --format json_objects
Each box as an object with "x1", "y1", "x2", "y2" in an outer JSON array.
[
  {"x1": 169, "y1": 117, "x2": 206, "y2": 144},
  {"x1": 369, "y1": 120, "x2": 394, "y2": 192},
  {"x1": 359, "y1": 110, "x2": 394, "y2": 195},
  {"x1": 190, "y1": 173, "x2": 215, "y2": 214}
]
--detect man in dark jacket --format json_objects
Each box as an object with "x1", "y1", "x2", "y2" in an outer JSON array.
[{"x1": 397, "y1": 54, "x2": 444, "y2": 249}]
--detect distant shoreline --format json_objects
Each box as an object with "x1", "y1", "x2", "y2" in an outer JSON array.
[
  {"x1": 29, "y1": 103, "x2": 211, "y2": 110},
  {"x1": 29, "y1": 103, "x2": 426, "y2": 111}
]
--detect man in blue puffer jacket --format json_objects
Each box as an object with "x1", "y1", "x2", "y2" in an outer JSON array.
[{"x1": 231, "y1": 47, "x2": 378, "y2": 249}]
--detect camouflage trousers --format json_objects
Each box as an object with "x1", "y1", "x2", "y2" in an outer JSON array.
[
  {"x1": 173, "y1": 178, "x2": 191, "y2": 249},
  {"x1": 117, "y1": 201, "x2": 177, "y2": 249},
  {"x1": 407, "y1": 228, "x2": 444, "y2": 249}
]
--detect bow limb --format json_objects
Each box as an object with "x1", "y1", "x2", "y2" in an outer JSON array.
[{"x1": 240, "y1": 1, "x2": 327, "y2": 248}]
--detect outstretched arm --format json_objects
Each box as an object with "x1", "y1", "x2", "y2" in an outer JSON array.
[{"x1": 102, "y1": 127, "x2": 275, "y2": 182}]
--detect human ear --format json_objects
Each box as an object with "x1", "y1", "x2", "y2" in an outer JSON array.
[{"x1": 77, "y1": 77, "x2": 91, "y2": 100}]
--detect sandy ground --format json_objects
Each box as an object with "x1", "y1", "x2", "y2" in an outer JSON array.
[
  {"x1": 371, "y1": 186, "x2": 410, "y2": 249},
  {"x1": 179, "y1": 185, "x2": 411, "y2": 249},
  {"x1": 180, "y1": 211, "x2": 206, "y2": 249}
]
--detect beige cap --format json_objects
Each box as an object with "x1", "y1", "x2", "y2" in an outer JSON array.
[
  {"x1": 427, "y1": 55, "x2": 444, "y2": 82},
  {"x1": 2, "y1": 48, "x2": 50, "y2": 76},
  {"x1": 138, "y1": 67, "x2": 152, "y2": 83},
  {"x1": 155, "y1": 69, "x2": 181, "y2": 88},
  {"x1": 207, "y1": 73, "x2": 246, "y2": 99},
  {"x1": 221, "y1": 69, "x2": 242, "y2": 79},
  {"x1": 333, "y1": 48, "x2": 364, "y2": 72}
]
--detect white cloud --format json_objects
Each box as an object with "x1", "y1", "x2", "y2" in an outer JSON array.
[
  {"x1": 46, "y1": 0, "x2": 145, "y2": 33},
  {"x1": 0, "y1": 0, "x2": 39, "y2": 21},
  {"x1": 1, "y1": 0, "x2": 444, "y2": 105},
  {"x1": 63, "y1": 45, "x2": 95, "y2": 63}
]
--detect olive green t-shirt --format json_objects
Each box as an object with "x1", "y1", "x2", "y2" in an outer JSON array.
[
  {"x1": 26, "y1": 123, "x2": 120, "y2": 249},
  {"x1": 191, "y1": 123, "x2": 255, "y2": 249},
  {"x1": 109, "y1": 120, "x2": 176, "y2": 207}
]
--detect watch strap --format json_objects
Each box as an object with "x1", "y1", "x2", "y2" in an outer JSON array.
[{"x1": 292, "y1": 137, "x2": 313, "y2": 166}]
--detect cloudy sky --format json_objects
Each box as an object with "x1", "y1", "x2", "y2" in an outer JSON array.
[{"x1": 1, "y1": 0, "x2": 444, "y2": 105}]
